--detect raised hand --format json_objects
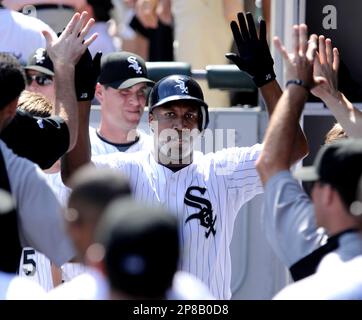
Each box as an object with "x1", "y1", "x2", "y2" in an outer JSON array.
[
  {"x1": 226, "y1": 12, "x2": 275, "y2": 87},
  {"x1": 311, "y1": 36, "x2": 340, "y2": 99},
  {"x1": 42, "y1": 11, "x2": 98, "y2": 67},
  {"x1": 274, "y1": 24, "x2": 320, "y2": 90}
]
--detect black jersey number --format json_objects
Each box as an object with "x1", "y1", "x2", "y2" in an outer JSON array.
[{"x1": 22, "y1": 249, "x2": 36, "y2": 276}]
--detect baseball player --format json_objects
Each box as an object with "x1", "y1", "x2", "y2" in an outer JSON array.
[
  {"x1": 16, "y1": 91, "x2": 63, "y2": 291},
  {"x1": 90, "y1": 51, "x2": 154, "y2": 156},
  {"x1": 24, "y1": 48, "x2": 56, "y2": 103},
  {"x1": 90, "y1": 75, "x2": 263, "y2": 299}
]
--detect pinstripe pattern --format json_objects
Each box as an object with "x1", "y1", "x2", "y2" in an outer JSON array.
[
  {"x1": 93, "y1": 143, "x2": 263, "y2": 299},
  {"x1": 18, "y1": 173, "x2": 70, "y2": 291},
  {"x1": 61, "y1": 263, "x2": 88, "y2": 282},
  {"x1": 18, "y1": 247, "x2": 53, "y2": 291}
]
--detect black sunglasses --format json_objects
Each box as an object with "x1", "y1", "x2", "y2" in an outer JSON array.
[{"x1": 26, "y1": 74, "x2": 53, "y2": 86}]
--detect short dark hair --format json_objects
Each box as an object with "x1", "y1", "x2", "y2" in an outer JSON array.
[
  {"x1": 0, "y1": 53, "x2": 26, "y2": 110},
  {"x1": 295, "y1": 139, "x2": 362, "y2": 210},
  {"x1": 97, "y1": 198, "x2": 179, "y2": 299},
  {"x1": 68, "y1": 165, "x2": 131, "y2": 213}
]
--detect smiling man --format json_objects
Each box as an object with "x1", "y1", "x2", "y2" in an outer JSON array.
[{"x1": 91, "y1": 51, "x2": 154, "y2": 156}]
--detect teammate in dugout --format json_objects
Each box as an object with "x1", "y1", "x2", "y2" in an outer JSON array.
[
  {"x1": 62, "y1": 12, "x2": 308, "y2": 299},
  {"x1": 0, "y1": 11, "x2": 98, "y2": 274}
]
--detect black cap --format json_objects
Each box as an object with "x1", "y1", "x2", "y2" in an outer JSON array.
[
  {"x1": 294, "y1": 139, "x2": 362, "y2": 206},
  {"x1": 96, "y1": 197, "x2": 179, "y2": 298},
  {"x1": 98, "y1": 52, "x2": 154, "y2": 89},
  {"x1": 24, "y1": 48, "x2": 54, "y2": 76}
]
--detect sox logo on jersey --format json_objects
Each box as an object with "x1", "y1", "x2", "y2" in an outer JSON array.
[{"x1": 184, "y1": 186, "x2": 216, "y2": 238}]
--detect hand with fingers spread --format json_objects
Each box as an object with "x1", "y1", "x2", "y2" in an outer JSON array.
[
  {"x1": 274, "y1": 24, "x2": 320, "y2": 91},
  {"x1": 226, "y1": 12, "x2": 276, "y2": 87},
  {"x1": 311, "y1": 36, "x2": 340, "y2": 99},
  {"x1": 42, "y1": 11, "x2": 98, "y2": 67}
]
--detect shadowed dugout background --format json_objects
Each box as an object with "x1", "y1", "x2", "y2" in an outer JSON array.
[
  {"x1": 302, "y1": 0, "x2": 362, "y2": 166},
  {"x1": 306, "y1": 0, "x2": 362, "y2": 102}
]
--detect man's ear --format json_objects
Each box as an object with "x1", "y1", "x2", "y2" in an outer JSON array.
[
  {"x1": 95, "y1": 83, "x2": 103, "y2": 103},
  {"x1": 149, "y1": 112, "x2": 155, "y2": 132},
  {"x1": 323, "y1": 184, "x2": 334, "y2": 206},
  {"x1": 5, "y1": 97, "x2": 18, "y2": 117}
]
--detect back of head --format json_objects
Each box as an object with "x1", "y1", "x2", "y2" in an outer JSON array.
[
  {"x1": 0, "y1": 53, "x2": 26, "y2": 110},
  {"x1": 325, "y1": 123, "x2": 348, "y2": 144},
  {"x1": 96, "y1": 197, "x2": 179, "y2": 299},
  {"x1": 68, "y1": 165, "x2": 131, "y2": 217},
  {"x1": 295, "y1": 138, "x2": 362, "y2": 210},
  {"x1": 17, "y1": 90, "x2": 53, "y2": 117},
  {"x1": 87, "y1": 0, "x2": 113, "y2": 22}
]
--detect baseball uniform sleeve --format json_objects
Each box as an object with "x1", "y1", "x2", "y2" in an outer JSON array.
[
  {"x1": 263, "y1": 170, "x2": 326, "y2": 267},
  {"x1": 1, "y1": 141, "x2": 76, "y2": 267}
]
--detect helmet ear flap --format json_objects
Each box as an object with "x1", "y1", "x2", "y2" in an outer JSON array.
[{"x1": 199, "y1": 105, "x2": 209, "y2": 132}]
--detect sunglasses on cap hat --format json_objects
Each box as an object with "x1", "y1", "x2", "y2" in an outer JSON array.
[{"x1": 26, "y1": 74, "x2": 53, "y2": 86}]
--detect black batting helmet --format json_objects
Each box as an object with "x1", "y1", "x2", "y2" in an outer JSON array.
[{"x1": 148, "y1": 75, "x2": 209, "y2": 131}]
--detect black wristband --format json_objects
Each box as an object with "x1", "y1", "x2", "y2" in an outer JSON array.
[
  {"x1": 253, "y1": 70, "x2": 276, "y2": 87},
  {"x1": 286, "y1": 79, "x2": 310, "y2": 91}
]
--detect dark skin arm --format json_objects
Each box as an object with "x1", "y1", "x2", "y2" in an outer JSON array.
[
  {"x1": 226, "y1": 12, "x2": 308, "y2": 174},
  {"x1": 61, "y1": 100, "x2": 92, "y2": 186}
]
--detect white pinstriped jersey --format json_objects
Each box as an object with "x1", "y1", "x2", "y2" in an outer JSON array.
[
  {"x1": 93, "y1": 143, "x2": 263, "y2": 299},
  {"x1": 42, "y1": 175, "x2": 89, "y2": 285},
  {"x1": 89, "y1": 127, "x2": 152, "y2": 156},
  {"x1": 18, "y1": 247, "x2": 53, "y2": 292},
  {"x1": 61, "y1": 263, "x2": 88, "y2": 282},
  {"x1": 18, "y1": 173, "x2": 70, "y2": 291}
]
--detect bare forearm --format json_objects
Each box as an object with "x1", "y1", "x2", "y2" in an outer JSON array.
[
  {"x1": 257, "y1": 86, "x2": 308, "y2": 184},
  {"x1": 259, "y1": 80, "x2": 283, "y2": 115},
  {"x1": 61, "y1": 101, "x2": 92, "y2": 186},
  {"x1": 260, "y1": 80, "x2": 308, "y2": 166},
  {"x1": 322, "y1": 91, "x2": 362, "y2": 138},
  {"x1": 53, "y1": 64, "x2": 78, "y2": 151}
]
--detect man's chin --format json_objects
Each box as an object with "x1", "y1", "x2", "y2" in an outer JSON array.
[
  {"x1": 126, "y1": 113, "x2": 141, "y2": 123},
  {"x1": 158, "y1": 145, "x2": 193, "y2": 164}
]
